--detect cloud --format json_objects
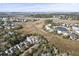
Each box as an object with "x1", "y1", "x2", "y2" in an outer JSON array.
[{"x1": 0, "y1": 3, "x2": 79, "y2": 12}]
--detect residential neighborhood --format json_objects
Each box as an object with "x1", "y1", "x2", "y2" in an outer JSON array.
[
  {"x1": 44, "y1": 19, "x2": 79, "y2": 41},
  {"x1": 0, "y1": 11, "x2": 79, "y2": 56},
  {"x1": 0, "y1": 3, "x2": 79, "y2": 57}
]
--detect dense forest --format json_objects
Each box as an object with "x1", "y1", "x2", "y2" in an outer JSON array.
[{"x1": 30, "y1": 14, "x2": 53, "y2": 18}]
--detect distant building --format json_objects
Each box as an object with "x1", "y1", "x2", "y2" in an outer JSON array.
[{"x1": 71, "y1": 24, "x2": 79, "y2": 34}]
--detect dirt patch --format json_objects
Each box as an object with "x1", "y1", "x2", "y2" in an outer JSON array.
[{"x1": 19, "y1": 20, "x2": 79, "y2": 56}]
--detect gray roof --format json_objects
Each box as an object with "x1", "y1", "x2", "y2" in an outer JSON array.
[
  {"x1": 70, "y1": 32, "x2": 79, "y2": 39},
  {"x1": 70, "y1": 32, "x2": 77, "y2": 37},
  {"x1": 55, "y1": 27, "x2": 68, "y2": 32}
]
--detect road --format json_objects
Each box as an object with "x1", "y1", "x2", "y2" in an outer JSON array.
[{"x1": 20, "y1": 44, "x2": 39, "y2": 56}]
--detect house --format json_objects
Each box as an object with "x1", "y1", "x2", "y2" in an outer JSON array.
[
  {"x1": 71, "y1": 24, "x2": 79, "y2": 34},
  {"x1": 26, "y1": 36, "x2": 40, "y2": 44},
  {"x1": 9, "y1": 47, "x2": 14, "y2": 54},
  {"x1": 23, "y1": 41, "x2": 29, "y2": 48},
  {"x1": 30, "y1": 36, "x2": 39, "y2": 44},
  {"x1": 18, "y1": 42, "x2": 26, "y2": 52},
  {"x1": 4, "y1": 45, "x2": 20, "y2": 56},
  {"x1": 0, "y1": 52, "x2": 4, "y2": 56},
  {"x1": 45, "y1": 24, "x2": 53, "y2": 32},
  {"x1": 16, "y1": 44, "x2": 21, "y2": 50},
  {"x1": 4, "y1": 46, "x2": 17, "y2": 56},
  {"x1": 24, "y1": 40, "x2": 30, "y2": 46},
  {"x1": 69, "y1": 32, "x2": 79, "y2": 40},
  {"x1": 4, "y1": 41, "x2": 28, "y2": 55},
  {"x1": 2, "y1": 18, "x2": 8, "y2": 21},
  {"x1": 34, "y1": 38, "x2": 38, "y2": 43},
  {"x1": 34, "y1": 38, "x2": 39, "y2": 44},
  {"x1": 14, "y1": 45, "x2": 19, "y2": 50},
  {"x1": 4, "y1": 50, "x2": 9, "y2": 54},
  {"x1": 0, "y1": 52, "x2": 3, "y2": 56},
  {"x1": 4, "y1": 26, "x2": 11, "y2": 29},
  {"x1": 75, "y1": 30, "x2": 79, "y2": 34},
  {"x1": 12, "y1": 46, "x2": 19, "y2": 54},
  {"x1": 53, "y1": 47, "x2": 59, "y2": 55},
  {"x1": 55, "y1": 27, "x2": 69, "y2": 36},
  {"x1": 4, "y1": 49, "x2": 12, "y2": 56},
  {"x1": 20, "y1": 42, "x2": 26, "y2": 48},
  {"x1": 30, "y1": 36, "x2": 35, "y2": 44},
  {"x1": 62, "y1": 31, "x2": 69, "y2": 37},
  {"x1": 8, "y1": 31, "x2": 14, "y2": 35},
  {"x1": 72, "y1": 26, "x2": 79, "y2": 31},
  {"x1": 0, "y1": 26, "x2": 3, "y2": 29},
  {"x1": 26, "y1": 37, "x2": 33, "y2": 44}
]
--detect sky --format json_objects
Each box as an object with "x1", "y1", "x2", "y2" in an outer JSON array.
[{"x1": 0, "y1": 3, "x2": 79, "y2": 12}]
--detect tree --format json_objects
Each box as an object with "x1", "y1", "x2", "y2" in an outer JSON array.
[
  {"x1": 45, "y1": 19, "x2": 53, "y2": 24},
  {"x1": 15, "y1": 50, "x2": 21, "y2": 56},
  {"x1": 0, "y1": 20, "x2": 4, "y2": 25}
]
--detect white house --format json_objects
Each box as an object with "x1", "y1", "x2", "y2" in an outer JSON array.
[
  {"x1": 53, "y1": 47, "x2": 58, "y2": 54},
  {"x1": 45, "y1": 24, "x2": 53, "y2": 32},
  {"x1": 72, "y1": 26, "x2": 79, "y2": 31},
  {"x1": 71, "y1": 24, "x2": 79, "y2": 34},
  {"x1": 26, "y1": 37, "x2": 33, "y2": 44},
  {"x1": 5, "y1": 50, "x2": 9, "y2": 54},
  {"x1": 23, "y1": 41, "x2": 29, "y2": 48},
  {"x1": 26, "y1": 36, "x2": 39, "y2": 44}
]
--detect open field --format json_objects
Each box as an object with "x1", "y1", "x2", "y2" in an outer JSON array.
[
  {"x1": 18, "y1": 19, "x2": 79, "y2": 56},
  {"x1": 57, "y1": 19, "x2": 79, "y2": 24}
]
